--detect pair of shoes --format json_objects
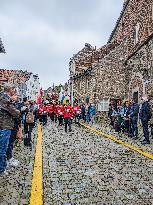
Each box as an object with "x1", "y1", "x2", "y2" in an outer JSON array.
[
  {"x1": 0, "y1": 170, "x2": 9, "y2": 178},
  {"x1": 7, "y1": 158, "x2": 19, "y2": 167},
  {"x1": 133, "y1": 136, "x2": 138, "y2": 140},
  {"x1": 141, "y1": 140, "x2": 150, "y2": 145},
  {"x1": 114, "y1": 131, "x2": 118, "y2": 134}
]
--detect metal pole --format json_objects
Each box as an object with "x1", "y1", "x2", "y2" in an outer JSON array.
[{"x1": 71, "y1": 74, "x2": 74, "y2": 106}]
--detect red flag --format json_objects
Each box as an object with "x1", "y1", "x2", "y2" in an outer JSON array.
[
  {"x1": 40, "y1": 87, "x2": 43, "y2": 97},
  {"x1": 36, "y1": 96, "x2": 42, "y2": 105}
]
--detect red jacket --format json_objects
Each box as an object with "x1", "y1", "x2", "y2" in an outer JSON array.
[
  {"x1": 73, "y1": 105, "x2": 81, "y2": 115},
  {"x1": 47, "y1": 104, "x2": 54, "y2": 113},
  {"x1": 38, "y1": 105, "x2": 47, "y2": 115},
  {"x1": 64, "y1": 105, "x2": 73, "y2": 119},
  {"x1": 38, "y1": 105, "x2": 43, "y2": 115},
  {"x1": 56, "y1": 106, "x2": 64, "y2": 116}
]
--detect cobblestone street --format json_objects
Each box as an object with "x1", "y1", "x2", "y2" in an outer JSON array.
[
  {"x1": 0, "y1": 128, "x2": 37, "y2": 205},
  {"x1": 43, "y1": 122, "x2": 153, "y2": 205}
]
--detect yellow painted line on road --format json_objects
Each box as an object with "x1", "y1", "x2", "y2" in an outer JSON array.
[
  {"x1": 81, "y1": 123, "x2": 153, "y2": 160},
  {"x1": 29, "y1": 123, "x2": 43, "y2": 205}
]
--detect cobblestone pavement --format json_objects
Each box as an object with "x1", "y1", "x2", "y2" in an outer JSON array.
[
  {"x1": 0, "y1": 128, "x2": 37, "y2": 205},
  {"x1": 43, "y1": 122, "x2": 153, "y2": 205},
  {"x1": 93, "y1": 121, "x2": 153, "y2": 154}
]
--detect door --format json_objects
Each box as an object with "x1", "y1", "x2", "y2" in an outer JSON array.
[{"x1": 133, "y1": 91, "x2": 138, "y2": 103}]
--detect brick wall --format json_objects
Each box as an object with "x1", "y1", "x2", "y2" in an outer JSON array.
[
  {"x1": 73, "y1": 41, "x2": 127, "y2": 103},
  {"x1": 126, "y1": 36, "x2": 153, "y2": 102},
  {"x1": 109, "y1": 0, "x2": 153, "y2": 57}
]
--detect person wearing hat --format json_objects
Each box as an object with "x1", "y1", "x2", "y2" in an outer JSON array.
[
  {"x1": 139, "y1": 96, "x2": 152, "y2": 144},
  {"x1": 0, "y1": 83, "x2": 20, "y2": 176}
]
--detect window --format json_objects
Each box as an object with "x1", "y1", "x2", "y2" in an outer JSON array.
[
  {"x1": 98, "y1": 99, "x2": 109, "y2": 112},
  {"x1": 86, "y1": 78, "x2": 89, "y2": 89},
  {"x1": 92, "y1": 78, "x2": 96, "y2": 87},
  {"x1": 79, "y1": 81, "x2": 82, "y2": 90},
  {"x1": 134, "y1": 23, "x2": 140, "y2": 45}
]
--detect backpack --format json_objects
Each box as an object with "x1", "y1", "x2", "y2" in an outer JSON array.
[{"x1": 26, "y1": 112, "x2": 34, "y2": 124}]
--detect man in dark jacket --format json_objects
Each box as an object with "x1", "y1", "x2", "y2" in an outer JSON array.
[
  {"x1": 80, "y1": 102, "x2": 86, "y2": 122},
  {"x1": 139, "y1": 96, "x2": 151, "y2": 145},
  {"x1": 0, "y1": 83, "x2": 20, "y2": 176},
  {"x1": 129, "y1": 98, "x2": 139, "y2": 139}
]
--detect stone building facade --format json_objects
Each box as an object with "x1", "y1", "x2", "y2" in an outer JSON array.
[
  {"x1": 69, "y1": 0, "x2": 153, "y2": 111},
  {"x1": 0, "y1": 69, "x2": 40, "y2": 101}
]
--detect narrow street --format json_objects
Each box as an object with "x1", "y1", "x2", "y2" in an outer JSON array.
[
  {"x1": 42, "y1": 122, "x2": 153, "y2": 205},
  {"x1": 1, "y1": 122, "x2": 153, "y2": 204}
]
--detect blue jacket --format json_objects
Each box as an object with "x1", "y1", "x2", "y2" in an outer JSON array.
[
  {"x1": 88, "y1": 105, "x2": 96, "y2": 118},
  {"x1": 129, "y1": 103, "x2": 139, "y2": 119},
  {"x1": 139, "y1": 101, "x2": 151, "y2": 122},
  {"x1": 120, "y1": 106, "x2": 130, "y2": 118}
]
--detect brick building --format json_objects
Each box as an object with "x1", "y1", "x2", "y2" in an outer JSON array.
[
  {"x1": 69, "y1": 0, "x2": 153, "y2": 111},
  {"x1": 0, "y1": 69, "x2": 40, "y2": 101}
]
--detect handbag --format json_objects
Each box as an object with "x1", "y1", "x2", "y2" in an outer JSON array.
[{"x1": 16, "y1": 126, "x2": 23, "y2": 142}]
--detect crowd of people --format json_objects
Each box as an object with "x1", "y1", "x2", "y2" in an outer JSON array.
[
  {"x1": 108, "y1": 97, "x2": 153, "y2": 145},
  {"x1": 0, "y1": 83, "x2": 96, "y2": 177},
  {"x1": 0, "y1": 82, "x2": 152, "y2": 177},
  {"x1": 37, "y1": 100, "x2": 96, "y2": 132},
  {"x1": 0, "y1": 83, "x2": 39, "y2": 177}
]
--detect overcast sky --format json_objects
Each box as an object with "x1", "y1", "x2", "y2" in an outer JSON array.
[{"x1": 0, "y1": 0, "x2": 124, "y2": 89}]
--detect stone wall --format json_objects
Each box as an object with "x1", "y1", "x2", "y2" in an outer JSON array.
[
  {"x1": 73, "y1": 41, "x2": 127, "y2": 104},
  {"x1": 69, "y1": 0, "x2": 153, "y2": 110},
  {"x1": 109, "y1": 0, "x2": 153, "y2": 57},
  {"x1": 126, "y1": 35, "x2": 153, "y2": 102}
]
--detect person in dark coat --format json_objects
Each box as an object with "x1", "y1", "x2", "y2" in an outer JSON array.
[
  {"x1": 6, "y1": 95, "x2": 21, "y2": 167},
  {"x1": 0, "y1": 83, "x2": 20, "y2": 175},
  {"x1": 80, "y1": 103, "x2": 86, "y2": 122},
  {"x1": 139, "y1": 96, "x2": 152, "y2": 145},
  {"x1": 128, "y1": 98, "x2": 139, "y2": 139}
]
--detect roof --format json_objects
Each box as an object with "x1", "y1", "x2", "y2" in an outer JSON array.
[
  {"x1": 0, "y1": 77, "x2": 8, "y2": 81},
  {"x1": 108, "y1": 0, "x2": 130, "y2": 43},
  {"x1": 0, "y1": 38, "x2": 5, "y2": 53}
]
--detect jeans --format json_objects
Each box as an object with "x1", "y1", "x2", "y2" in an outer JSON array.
[
  {"x1": 6, "y1": 130, "x2": 17, "y2": 160},
  {"x1": 24, "y1": 123, "x2": 33, "y2": 147},
  {"x1": 74, "y1": 114, "x2": 80, "y2": 124},
  {"x1": 124, "y1": 120, "x2": 130, "y2": 133},
  {"x1": 142, "y1": 121, "x2": 149, "y2": 142},
  {"x1": 64, "y1": 118, "x2": 72, "y2": 132},
  {"x1": 58, "y1": 116, "x2": 63, "y2": 126},
  {"x1": 151, "y1": 125, "x2": 153, "y2": 137},
  {"x1": 50, "y1": 113, "x2": 54, "y2": 122},
  {"x1": 130, "y1": 118, "x2": 138, "y2": 137},
  {"x1": 0, "y1": 130, "x2": 11, "y2": 173},
  {"x1": 42, "y1": 115, "x2": 47, "y2": 126}
]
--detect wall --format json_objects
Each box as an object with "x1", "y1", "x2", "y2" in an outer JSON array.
[
  {"x1": 126, "y1": 36, "x2": 153, "y2": 102},
  {"x1": 109, "y1": 0, "x2": 153, "y2": 57}
]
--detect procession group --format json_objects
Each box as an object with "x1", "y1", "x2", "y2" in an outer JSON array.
[{"x1": 37, "y1": 100, "x2": 96, "y2": 131}]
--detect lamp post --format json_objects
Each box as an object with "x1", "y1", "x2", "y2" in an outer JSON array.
[
  {"x1": 70, "y1": 73, "x2": 74, "y2": 106},
  {"x1": 69, "y1": 59, "x2": 75, "y2": 106}
]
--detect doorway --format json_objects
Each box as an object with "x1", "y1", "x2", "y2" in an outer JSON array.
[{"x1": 133, "y1": 91, "x2": 139, "y2": 103}]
